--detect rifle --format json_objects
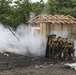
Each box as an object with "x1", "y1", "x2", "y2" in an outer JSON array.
[{"x1": 7, "y1": 26, "x2": 20, "y2": 41}]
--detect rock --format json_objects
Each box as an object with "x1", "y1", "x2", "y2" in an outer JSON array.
[
  {"x1": 39, "y1": 65, "x2": 43, "y2": 68},
  {"x1": 35, "y1": 65, "x2": 39, "y2": 68},
  {"x1": 50, "y1": 64, "x2": 53, "y2": 67},
  {"x1": 64, "y1": 63, "x2": 76, "y2": 70}
]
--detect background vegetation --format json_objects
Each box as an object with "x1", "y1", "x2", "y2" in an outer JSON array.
[{"x1": 0, "y1": 0, "x2": 76, "y2": 28}]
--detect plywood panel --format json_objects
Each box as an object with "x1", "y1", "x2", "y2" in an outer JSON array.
[
  {"x1": 63, "y1": 24, "x2": 72, "y2": 38},
  {"x1": 40, "y1": 23, "x2": 76, "y2": 39},
  {"x1": 46, "y1": 23, "x2": 51, "y2": 35},
  {"x1": 40, "y1": 23, "x2": 47, "y2": 37},
  {"x1": 40, "y1": 23, "x2": 43, "y2": 35}
]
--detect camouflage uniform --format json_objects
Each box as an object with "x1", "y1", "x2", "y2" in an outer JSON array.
[
  {"x1": 52, "y1": 38, "x2": 59, "y2": 59},
  {"x1": 67, "y1": 39, "x2": 75, "y2": 60},
  {"x1": 62, "y1": 38, "x2": 68, "y2": 60},
  {"x1": 46, "y1": 35, "x2": 75, "y2": 60},
  {"x1": 56, "y1": 37, "x2": 63, "y2": 59},
  {"x1": 46, "y1": 34, "x2": 56, "y2": 58},
  {"x1": 48, "y1": 38, "x2": 53, "y2": 58}
]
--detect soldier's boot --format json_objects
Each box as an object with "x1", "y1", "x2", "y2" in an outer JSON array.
[
  {"x1": 59, "y1": 54, "x2": 62, "y2": 59},
  {"x1": 68, "y1": 53, "x2": 72, "y2": 60},
  {"x1": 72, "y1": 49, "x2": 75, "y2": 60},
  {"x1": 63, "y1": 52, "x2": 67, "y2": 60},
  {"x1": 72, "y1": 53, "x2": 75, "y2": 60},
  {"x1": 73, "y1": 57, "x2": 76, "y2": 60},
  {"x1": 65, "y1": 53, "x2": 68, "y2": 60},
  {"x1": 49, "y1": 47, "x2": 51, "y2": 57}
]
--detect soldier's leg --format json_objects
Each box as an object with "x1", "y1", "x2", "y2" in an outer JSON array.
[
  {"x1": 53, "y1": 47, "x2": 56, "y2": 59},
  {"x1": 54, "y1": 46, "x2": 57, "y2": 59},
  {"x1": 72, "y1": 49, "x2": 75, "y2": 60},
  {"x1": 68, "y1": 48, "x2": 71, "y2": 60},
  {"x1": 49, "y1": 47, "x2": 52, "y2": 58},
  {"x1": 64, "y1": 48, "x2": 68, "y2": 60},
  {"x1": 49, "y1": 46, "x2": 51, "y2": 57},
  {"x1": 59, "y1": 50, "x2": 62, "y2": 59},
  {"x1": 56, "y1": 47, "x2": 59, "y2": 59},
  {"x1": 50, "y1": 47, "x2": 53, "y2": 58},
  {"x1": 63, "y1": 48, "x2": 66, "y2": 60},
  {"x1": 52, "y1": 47, "x2": 54, "y2": 59},
  {"x1": 65, "y1": 52, "x2": 68, "y2": 60}
]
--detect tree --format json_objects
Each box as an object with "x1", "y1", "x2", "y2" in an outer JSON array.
[
  {"x1": 0, "y1": 0, "x2": 12, "y2": 25},
  {"x1": 47, "y1": 0, "x2": 76, "y2": 18},
  {"x1": 47, "y1": 0, "x2": 58, "y2": 14},
  {"x1": 0, "y1": 0, "x2": 76, "y2": 28},
  {"x1": 0, "y1": 0, "x2": 32, "y2": 27},
  {"x1": 14, "y1": 0, "x2": 32, "y2": 24},
  {"x1": 31, "y1": 2, "x2": 45, "y2": 15}
]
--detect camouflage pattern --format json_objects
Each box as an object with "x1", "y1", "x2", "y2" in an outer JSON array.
[{"x1": 47, "y1": 36, "x2": 75, "y2": 60}]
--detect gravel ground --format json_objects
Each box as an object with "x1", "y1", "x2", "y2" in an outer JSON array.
[{"x1": 0, "y1": 53, "x2": 76, "y2": 75}]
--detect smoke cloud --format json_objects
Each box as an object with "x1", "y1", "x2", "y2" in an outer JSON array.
[
  {"x1": 74, "y1": 40, "x2": 76, "y2": 57},
  {"x1": 51, "y1": 31, "x2": 68, "y2": 38},
  {"x1": 0, "y1": 23, "x2": 47, "y2": 57}
]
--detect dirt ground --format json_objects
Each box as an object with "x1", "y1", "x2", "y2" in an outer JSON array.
[{"x1": 0, "y1": 53, "x2": 76, "y2": 75}]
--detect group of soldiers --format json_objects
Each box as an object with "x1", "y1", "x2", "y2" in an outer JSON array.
[{"x1": 47, "y1": 36, "x2": 75, "y2": 60}]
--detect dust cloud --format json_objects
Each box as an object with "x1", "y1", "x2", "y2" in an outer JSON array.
[{"x1": 0, "y1": 23, "x2": 47, "y2": 57}]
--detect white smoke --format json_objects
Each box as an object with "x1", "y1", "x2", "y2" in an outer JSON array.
[
  {"x1": 51, "y1": 31, "x2": 68, "y2": 38},
  {"x1": 0, "y1": 23, "x2": 47, "y2": 57},
  {"x1": 74, "y1": 40, "x2": 76, "y2": 57}
]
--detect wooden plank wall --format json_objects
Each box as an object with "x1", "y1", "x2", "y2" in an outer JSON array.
[
  {"x1": 71, "y1": 24, "x2": 76, "y2": 39},
  {"x1": 40, "y1": 22, "x2": 47, "y2": 37},
  {"x1": 46, "y1": 23, "x2": 72, "y2": 38},
  {"x1": 39, "y1": 22, "x2": 76, "y2": 39}
]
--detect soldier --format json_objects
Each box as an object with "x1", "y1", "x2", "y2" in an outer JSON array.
[
  {"x1": 67, "y1": 39, "x2": 75, "y2": 60},
  {"x1": 46, "y1": 34, "x2": 56, "y2": 58},
  {"x1": 61, "y1": 38, "x2": 65, "y2": 59},
  {"x1": 62, "y1": 38, "x2": 68, "y2": 60},
  {"x1": 46, "y1": 35, "x2": 75, "y2": 60},
  {"x1": 48, "y1": 38, "x2": 53, "y2": 58},
  {"x1": 56, "y1": 37, "x2": 63, "y2": 59},
  {"x1": 52, "y1": 38, "x2": 59, "y2": 59}
]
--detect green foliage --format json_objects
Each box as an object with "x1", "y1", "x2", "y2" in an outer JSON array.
[
  {"x1": 0, "y1": 0, "x2": 76, "y2": 28},
  {"x1": 47, "y1": 0, "x2": 58, "y2": 14},
  {"x1": 48, "y1": 0, "x2": 76, "y2": 17},
  {"x1": 0, "y1": 0, "x2": 32, "y2": 28},
  {"x1": 31, "y1": 2, "x2": 45, "y2": 15},
  {"x1": 70, "y1": 7, "x2": 76, "y2": 17},
  {"x1": 0, "y1": 0, "x2": 12, "y2": 25},
  {"x1": 10, "y1": 0, "x2": 32, "y2": 27}
]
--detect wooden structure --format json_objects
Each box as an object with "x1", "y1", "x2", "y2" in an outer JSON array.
[{"x1": 28, "y1": 14, "x2": 76, "y2": 39}]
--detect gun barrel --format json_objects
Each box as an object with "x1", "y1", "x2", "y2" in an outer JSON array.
[{"x1": 8, "y1": 27, "x2": 20, "y2": 41}]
